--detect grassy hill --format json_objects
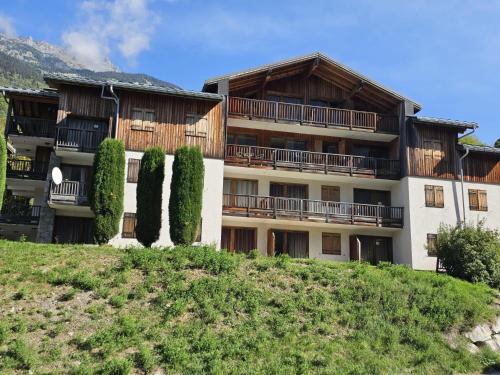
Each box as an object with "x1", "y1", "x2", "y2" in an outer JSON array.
[{"x1": 0, "y1": 240, "x2": 499, "y2": 374}]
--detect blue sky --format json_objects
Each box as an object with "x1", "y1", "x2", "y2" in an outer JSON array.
[{"x1": 1, "y1": 0, "x2": 499, "y2": 144}]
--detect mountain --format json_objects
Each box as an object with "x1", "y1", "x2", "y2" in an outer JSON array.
[{"x1": 0, "y1": 33, "x2": 179, "y2": 89}]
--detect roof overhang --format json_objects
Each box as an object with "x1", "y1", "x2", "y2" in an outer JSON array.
[
  {"x1": 459, "y1": 144, "x2": 500, "y2": 156},
  {"x1": 0, "y1": 86, "x2": 59, "y2": 103},
  {"x1": 203, "y1": 52, "x2": 421, "y2": 112},
  {"x1": 44, "y1": 73, "x2": 223, "y2": 102},
  {"x1": 412, "y1": 116, "x2": 478, "y2": 133}
]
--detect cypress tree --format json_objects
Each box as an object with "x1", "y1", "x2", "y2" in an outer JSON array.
[
  {"x1": 136, "y1": 147, "x2": 165, "y2": 247},
  {"x1": 169, "y1": 146, "x2": 205, "y2": 245},
  {"x1": 0, "y1": 134, "x2": 6, "y2": 210},
  {"x1": 90, "y1": 138, "x2": 125, "y2": 244}
]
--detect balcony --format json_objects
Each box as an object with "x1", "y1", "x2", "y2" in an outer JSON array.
[
  {"x1": 56, "y1": 127, "x2": 107, "y2": 153},
  {"x1": 222, "y1": 194, "x2": 403, "y2": 228},
  {"x1": 228, "y1": 97, "x2": 399, "y2": 134},
  {"x1": 225, "y1": 145, "x2": 400, "y2": 179},
  {"x1": 7, "y1": 116, "x2": 57, "y2": 138},
  {"x1": 7, "y1": 158, "x2": 49, "y2": 180},
  {"x1": 49, "y1": 181, "x2": 89, "y2": 206},
  {"x1": 0, "y1": 205, "x2": 41, "y2": 225}
]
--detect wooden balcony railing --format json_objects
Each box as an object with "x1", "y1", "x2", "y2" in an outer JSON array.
[
  {"x1": 228, "y1": 97, "x2": 399, "y2": 133},
  {"x1": 0, "y1": 205, "x2": 41, "y2": 225},
  {"x1": 225, "y1": 144, "x2": 400, "y2": 179},
  {"x1": 49, "y1": 181, "x2": 89, "y2": 206},
  {"x1": 7, "y1": 158, "x2": 49, "y2": 180},
  {"x1": 7, "y1": 116, "x2": 56, "y2": 138},
  {"x1": 56, "y1": 127, "x2": 107, "y2": 153},
  {"x1": 222, "y1": 194, "x2": 404, "y2": 228}
]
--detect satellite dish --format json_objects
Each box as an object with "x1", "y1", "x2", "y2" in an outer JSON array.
[{"x1": 51, "y1": 167, "x2": 63, "y2": 185}]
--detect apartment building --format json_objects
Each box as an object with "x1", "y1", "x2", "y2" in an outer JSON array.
[{"x1": 1, "y1": 52, "x2": 499, "y2": 270}]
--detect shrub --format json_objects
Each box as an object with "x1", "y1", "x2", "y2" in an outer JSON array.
[
  {"x1": 90, "y1": 138, "x2": 125, "y2": 244},
  {"x1": 437, "y1": 221, "x2": 500, "y2": 287},
  {"x1": 136, "y1": 147, "x2": 165, "y2": 247},
  {"x1": 0, "y1": 133, "x2": 6, "y2": 209},
  {"x1": 169, "y1": 146, "x2": 204, "y2": 245}
]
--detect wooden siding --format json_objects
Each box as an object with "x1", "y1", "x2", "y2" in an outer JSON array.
[
  {"x1": 463, "y1": 152, "x2": 500, "y2": 184},
  {"x1": 406, "y1": 122, "x2": 500, "y2": 183},
  {"x1": 406, "y1": 123, "x2": 459, "y2": 179},
  {"x1": 117, "y1": 91, "x2": 223, "y2": 158},
  {"x1": 55, "y1": 85, "x2": 224, "y2": 158}
]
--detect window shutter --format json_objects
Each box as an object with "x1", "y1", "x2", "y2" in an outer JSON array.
[
  {"x1": 321, "y1": 186, "x2": 340, "y2": 202},
  {"x1": 122, "y1": 213, "x2": 137, "y2": 238},
  {"x1": 185, "y1": 113, "x2": 208, "y2": 137},
  {"x1": 322, "y1": 233, "x2": 341, "y2": 255},
  {"x1": 143, "y1": 110, "x2": 155, "y2": 131},
  {"x1": 127, "y1": 159, "x2": 141, "y2": 183},
  {"x1": 435, "y1": 186, "x2": 444, "y2": 208},
  {"x1": 478, "y1": 190, "x2": 488, "y2": 211},
  {"x1": 424, "y1": 185, "x2": 434, "y2": 207},
  {"x1": 469, "y1": 189, "x2": 479, "y2": 210}
]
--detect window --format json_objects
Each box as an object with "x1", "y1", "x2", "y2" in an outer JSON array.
[
  {"x1": 427, "y1": 233, "x2": 437, "y2": 256},
  {"x1": 227, "y1": 133, "x2": 257, "y2": 146},
  {"x1": 321, "y1": 186, "x2": 340, "y2": 202},
  {"x1": 186, "y1": 113, "x2": 208, "y2": 137},
  {"x1": 469, "y1": 189, "x2": 488, "y2": 211},
  {"x1": 122, "y1": 213, "x2": 137, "y2": 238},
  {"x1": 424, "y1": 185, "x2": 444, "y2": 208},
  {"x1": 131, "y1": 108, "x2": 155, "y2": 131},
  {"x1": 322, "y1": 233, "x2": 341, "y2": 255},
  {"x1": 127, "y1": 159, "x2": 141, "y2": 183}
]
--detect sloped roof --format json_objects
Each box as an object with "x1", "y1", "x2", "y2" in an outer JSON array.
[
  {"x1": 461, "y1": 144, "x2": 500, "y2": 155},
  {"x1": 44, "y1": 73, "x2": 223, "y2": 101},
  {"x1": 203, "y1": 52, "x2": 422, "y2": 111},
  {"x1": 412, "y1": 116, "x2": 478, "y2": 131},
  {"x1": 0, "y1": 86, "x2": 59, "y2": 99}
]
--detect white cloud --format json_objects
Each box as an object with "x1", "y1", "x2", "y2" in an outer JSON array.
[
  {"x1": 62, "y1": 0, "x2": 159, "y2": 71},
  {"x1": 0, "y1": 13, "x2": 16, "y2": 37}
]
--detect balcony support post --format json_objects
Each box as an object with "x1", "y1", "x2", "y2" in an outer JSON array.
[
  {"x1": 275, "y1": 101, "x2": 278, "y2": 123},
  {"x1": 273, "y1": 197, "x2": 277, "y2": 219}
]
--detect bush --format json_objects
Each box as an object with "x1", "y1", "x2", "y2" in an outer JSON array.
[
  {"x1": 90, "y1": 138, "x2": 125, "y2": 244},
  {"x1": 437, "y1": 221, "x2": 500, "y2": 287},
  {"x1": 169, "y1": 146, "x2": 204, "y2": 245},
  {"x1": 0, "y1": 133, "x2": 6, "y2": 209},
  {"x1": 136, "y1": 147, "x2": 165, "y2": 247}
]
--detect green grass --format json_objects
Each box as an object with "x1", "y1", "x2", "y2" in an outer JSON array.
[{"x1": 0, "y1": 240, "x2": 498, "y2": 374}]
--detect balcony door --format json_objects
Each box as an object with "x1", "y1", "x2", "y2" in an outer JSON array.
[
  {"x1": 223, "y1": 178, "x2": 258, "y2": 208},
  {"x1": 221, "y1": 227, "x2": 256, "y2": 254},
  {"x1": 353, "y1": 189, "x2": 390, "y2": 206},
  {"x1": 270, "y1": 182, "x2": 307, "y2": 212},
  {"x1": 267, "y1": 229, "x2": 308, "y2": 258},
  {"x1": 350, "y1": 235, "x2": 392, "y2": 265}
]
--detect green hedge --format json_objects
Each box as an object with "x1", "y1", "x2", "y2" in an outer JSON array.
[
  {"x1": 90, "y1": 138, "x2": 125, "y2": 244},
  {"x1": 136, "y1": 147, "x2": 165, "y2": 247},
  {"x1": 169, "y1": 146, "x2": 204, "y2": 245},
  {"x1": 0, "y1": 134, "x2": 7, "y2": 210}
]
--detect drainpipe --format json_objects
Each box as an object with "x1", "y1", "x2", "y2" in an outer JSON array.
[
  {"x1": 457, "y1": 126, "x2": 476, "y2": 224},
  {"x1": 101, "y1": 85, "x2": 120, "y2": 138}
]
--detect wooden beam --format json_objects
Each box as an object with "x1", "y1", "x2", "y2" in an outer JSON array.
[
  {"x1": 346, "y1": 80, "x2": 365, "y2": 99},
  {"x1": 304, "y1": 57, "x2": 320, "y2": 79}
]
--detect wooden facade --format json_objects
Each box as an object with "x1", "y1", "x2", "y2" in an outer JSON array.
[
  {"x1": 406, "y1": 121, "x2": 500, "y2": 183},
  {"x1": 55, "y1": 85, "x2": 224, "y2": 159}
]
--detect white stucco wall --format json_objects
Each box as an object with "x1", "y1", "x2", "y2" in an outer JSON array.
[
  {"x1": 110, "y1": 152, "x2": 224, "y2": 248},
  {"x1": 400, "y1": 176, "x2": 500, "y2": 270}
]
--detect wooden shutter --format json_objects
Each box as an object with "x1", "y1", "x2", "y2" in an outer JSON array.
[
  {"x1": 349, "y1": 235, "x2": 360, "y2": 261},
  {"x1": 322, "y1": 233, "x2": 341, "y2": 255},
  {"x1": 424, "y1": 185, "x2": 435, "y2": 207},
  {"x1": 435, "y1": 186, "x2": 444, "y2": 208},
  {"x1": 122, "y1": 213, "x2": 137, "y2": 238},
  {"x1": 267, "y1": 229, "x2": 275, "y2": 257},
  {"x1": 143, "y1": 110, "x2": 155, "y2": 131},
  {"x1": 321, "y1": 186, "x2": 340, "y2": 202},
  {"x1": 185, "y1": 114, "x2": 208, "y2": 137},
  {"x1": 468, "y1": 189, "x2": 479, "y2": 210},
  {"x1": 127, "y1": 158, "x2": 141, "y2": 183},
  {"x1": 478, "y1": 190, "x2": 488, "y2": 211}
]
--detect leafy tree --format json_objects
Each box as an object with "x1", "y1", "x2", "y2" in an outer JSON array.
[
  {"x1": 136, "y1": 147, "x2": 165, "y2": 247},
  {"x1": 169, "y1": 146, "x2": 204, "y2": 245},
  {"x1": 437, "y1": 221, "x2": 500, "y2": 288},
  {"x1": 459, "y1": 135, "x2": 485, "y2": 146},
  {"x1": 90, "y1": 138, "x2": 125, "y2": 244},
  {"x1": 0, "y1": 134, "x2": 6, "y2": 209},
  {"x1": 495, "y1": 138, "x2": 500, "y2": 148}
]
